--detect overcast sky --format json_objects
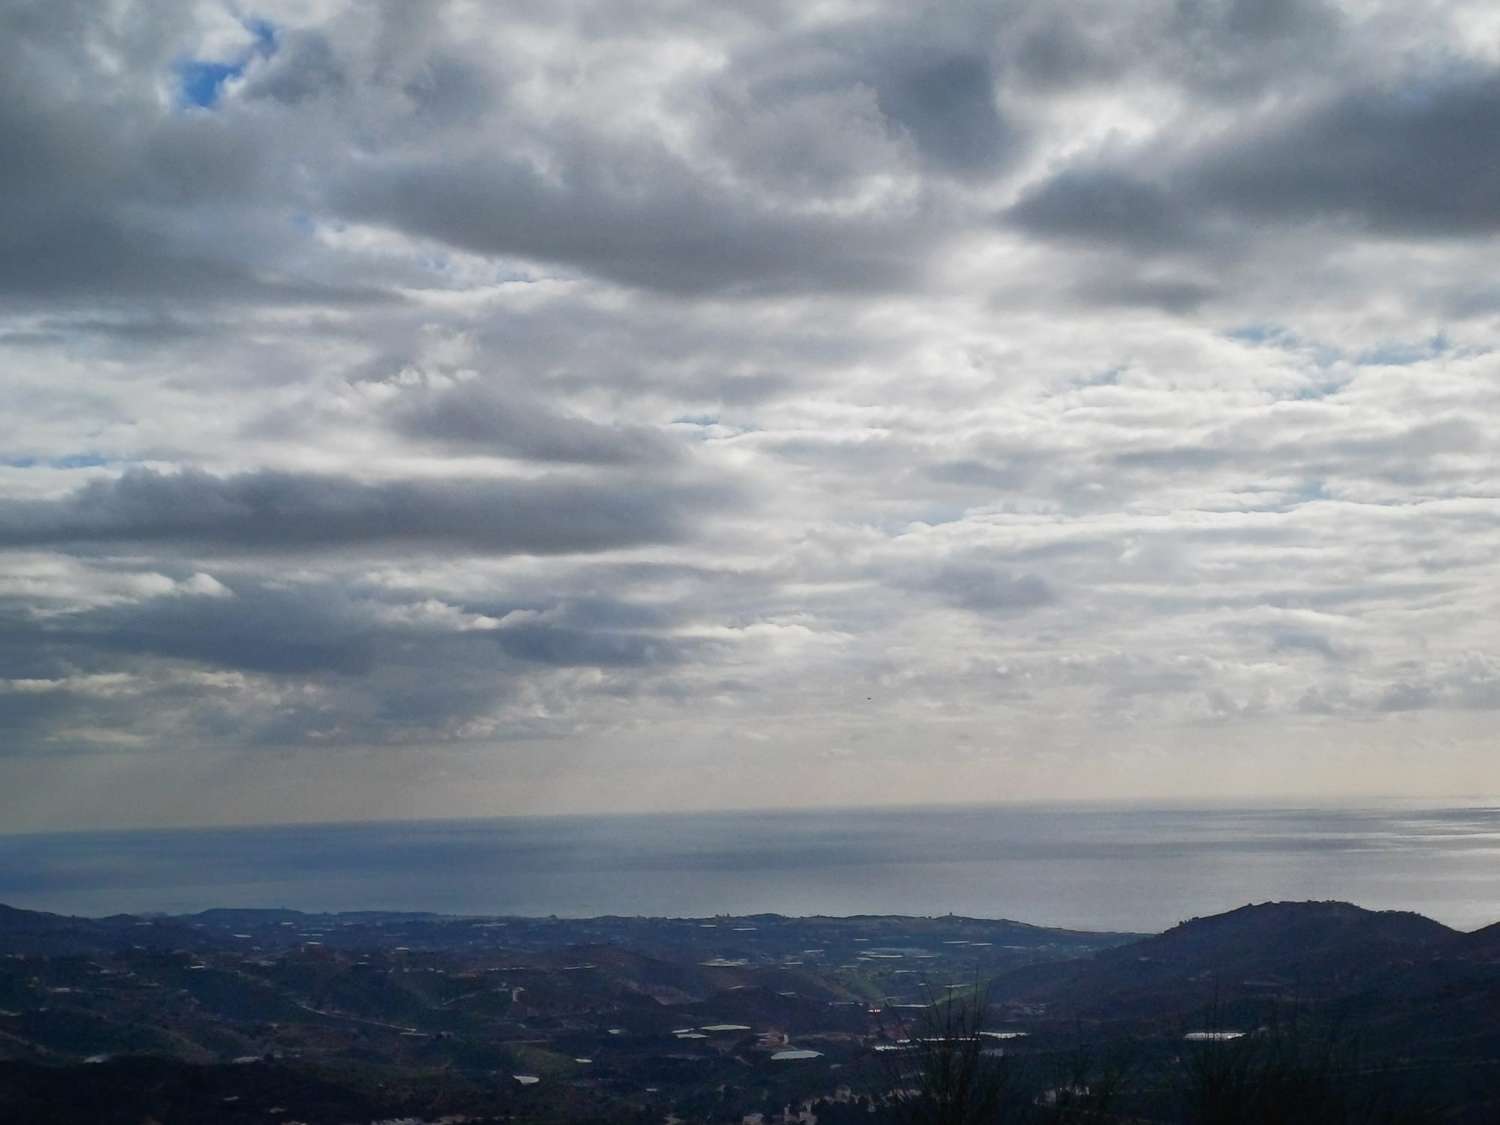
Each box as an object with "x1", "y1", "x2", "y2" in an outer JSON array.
[{"x1": 4, "y1": 0, "x2": 1500, "y2": 831}]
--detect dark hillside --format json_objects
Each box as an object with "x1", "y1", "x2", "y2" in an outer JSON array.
[{"x1": 988, "y1": 901, "x2": 1459, "y2": 1021}]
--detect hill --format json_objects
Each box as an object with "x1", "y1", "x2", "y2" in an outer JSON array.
[{"x1": 987, "y1": 900, "x2": 1459, "y2": 1021}]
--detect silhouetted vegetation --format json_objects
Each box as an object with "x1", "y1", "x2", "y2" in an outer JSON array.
[
  {"x1": 1174, "y1": 1017, "x2": 1438, "y2": 1125},
  {"x1": 875, "y1": 989, "x2": 1123, "y2": 1124},
  {"x1": 874, "y1": 993, "x2": 1450, "y2": 1125}
]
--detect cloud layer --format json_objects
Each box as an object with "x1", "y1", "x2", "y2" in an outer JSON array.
[{"x1": 4, "y1": 0, "x2": 1500, "y2": 828}]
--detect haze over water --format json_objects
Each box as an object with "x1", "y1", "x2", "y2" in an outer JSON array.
[{"x1": 5, "y1": 802, "x2": 1500, "y2": 933}]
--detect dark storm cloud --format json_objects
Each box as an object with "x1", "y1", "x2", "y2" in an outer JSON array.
[
  {"x1": 888, "y1": 555, "x2": 1058, "y2": 615},
  {"x1": 1156, "y1": 0, "x2": 1342, "y2": 96},
  {"x1": 0, "y1": 578, "x2": 387, "y2": 680},
  {"x1": 483, "y1": 592, "x2": 704, "y2": 669},
  {"x1": 326, "y1": 6, "x2": 1030, "y2": 293},
  {"x1": 0, "y1": 687, "x2": 83, "y2": 743},
  {"x1": 994, "y1": 0, "x2": 1343, "y2": 97},
  {"x1": 50, "y1": 581, "x2": 694, "y2": 679},
  {"x1": 0, "y1": 571, "x2": 709, "y2": 754},
  {"x1": 336, "y1": 147, "x2": 931, "y2": 296},
  {"x1": 0, "y1": 0, "x2": 389, "y2": 308},
  {"x1": 1008, "y1": 68, "x2": 1500, "y2": 262},
  {"x1": 1190, "y1": 72, "x2": 1500, "y2": 235},
  {"x1": 868, "y1": 47, "x2": 1015, "y2": 177},
  {"x1": 456, "y1": 296, "x2": 855, "y2": 406},
  {"x1": 0, "y1": 213, "x2": 387, "y2": 307},
  {"x1": 0, "y1": 73, "x2": 268, "y2": 303},
  {"x1": 383, "y1": 380, "x2": 683, "y2": 465},
  {"x1": 924, "y1": 458, "x2": 1037, "y2": 491},
  {"x1": 712, "y1": 14, "x2": 1022, "y2": 185},
  {"x1": 1007, "y1": 171, "x2": 1196, "y2": 251},
  {"x1": 64, "y1": 583, "x2": 381, "y2": 675},
  {"x1": 240, "y1": 28, "x2": 346, "y2": 104},
  {"x1": 927, "y1": 565, "x2": 1056, "y2": 614},
  {"x1": 1002, "y1": 3, "x2": 1138, "y2": 91},
  {"x1": 0, "y1": 468, "x2": 727, "y2": 554},
  {"x1": 1073, "y1": 274, "x2": 1220, "y2": 313}
]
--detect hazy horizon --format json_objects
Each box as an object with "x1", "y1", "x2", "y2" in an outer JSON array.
[
  {"x1": 7, "y1": 792, "x2": 1500, "y2": 839},
  {"x1": 9, "y1": 801, "x2": 1500, "y2": 932}
]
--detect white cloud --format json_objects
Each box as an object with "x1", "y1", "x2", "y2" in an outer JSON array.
[{"x1": 2, "y1": 0, "x2": 1499, "y2": 827}]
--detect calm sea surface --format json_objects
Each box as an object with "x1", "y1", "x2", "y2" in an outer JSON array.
[{"x1": 4, "y1": 802, "x2": 1500, "y2": 933}]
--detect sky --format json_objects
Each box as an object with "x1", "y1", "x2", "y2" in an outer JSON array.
[{"x1": 4, "y1": 0, "x2": 1500, "y2": 831}]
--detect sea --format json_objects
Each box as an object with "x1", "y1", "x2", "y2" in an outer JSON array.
[{"x1": 4, "y1": 801, "x2": 1500, "y2": 934}]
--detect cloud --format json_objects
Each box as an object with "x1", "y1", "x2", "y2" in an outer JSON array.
[
  {"x1": 1190, "y1": 72, "x2": 1500, "y2": 236},
  {"x1": 381, "y1": 376, "x2": 683, "y2": 465},
  {"x1": 66, "y1": 582, "x2": 384, "y2": 676},
  {"x1": 0, "y1": 570, "x2": 719, "y2": 755},
  {"x1": 1007, "y1": 171, "x2": 1197, "y2": 251},
  {"x1": 494, "y1": 621, "x2": 694, "y2": 668},
  {"x1": 5, "y1": 0, "x2": 1500, "y2": 822},
  {"x1": 335, "y1": 147, "x2": 935, "y2": 296},
  {"x1": 867, "y1": 47, "x2": 1016, "y2": 177},
  {"x1": 1004, "y1": 65, "x2": 1500, "y2": 299},
  {"x1": 0, "y1": 468, "x2": 728, "y2": 555},
  {"x1": 896, "y1": 559, "x2": 1058, "y2": 615}
]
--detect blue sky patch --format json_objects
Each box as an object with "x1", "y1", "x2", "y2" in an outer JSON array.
[
  {"x1": 2, "y1": 454, "x2": 113, "y2": 469},
  {"x1": 1226, "y1": 322, "x2": 1288, "y2": 345},
  {"x1": 1357, "y1": 334, "x2": 1448, "y2": 367},
  {"x1": 177, "y1": 59, "x2": 242, "y2": 108},
  {"x1": 175, "y1": 17, "x2": 277, "y2": 108}
]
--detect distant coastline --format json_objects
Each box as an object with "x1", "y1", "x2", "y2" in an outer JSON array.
[{"x1": 4, "y1": 802, "x2": 1500, "y2": 931}]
